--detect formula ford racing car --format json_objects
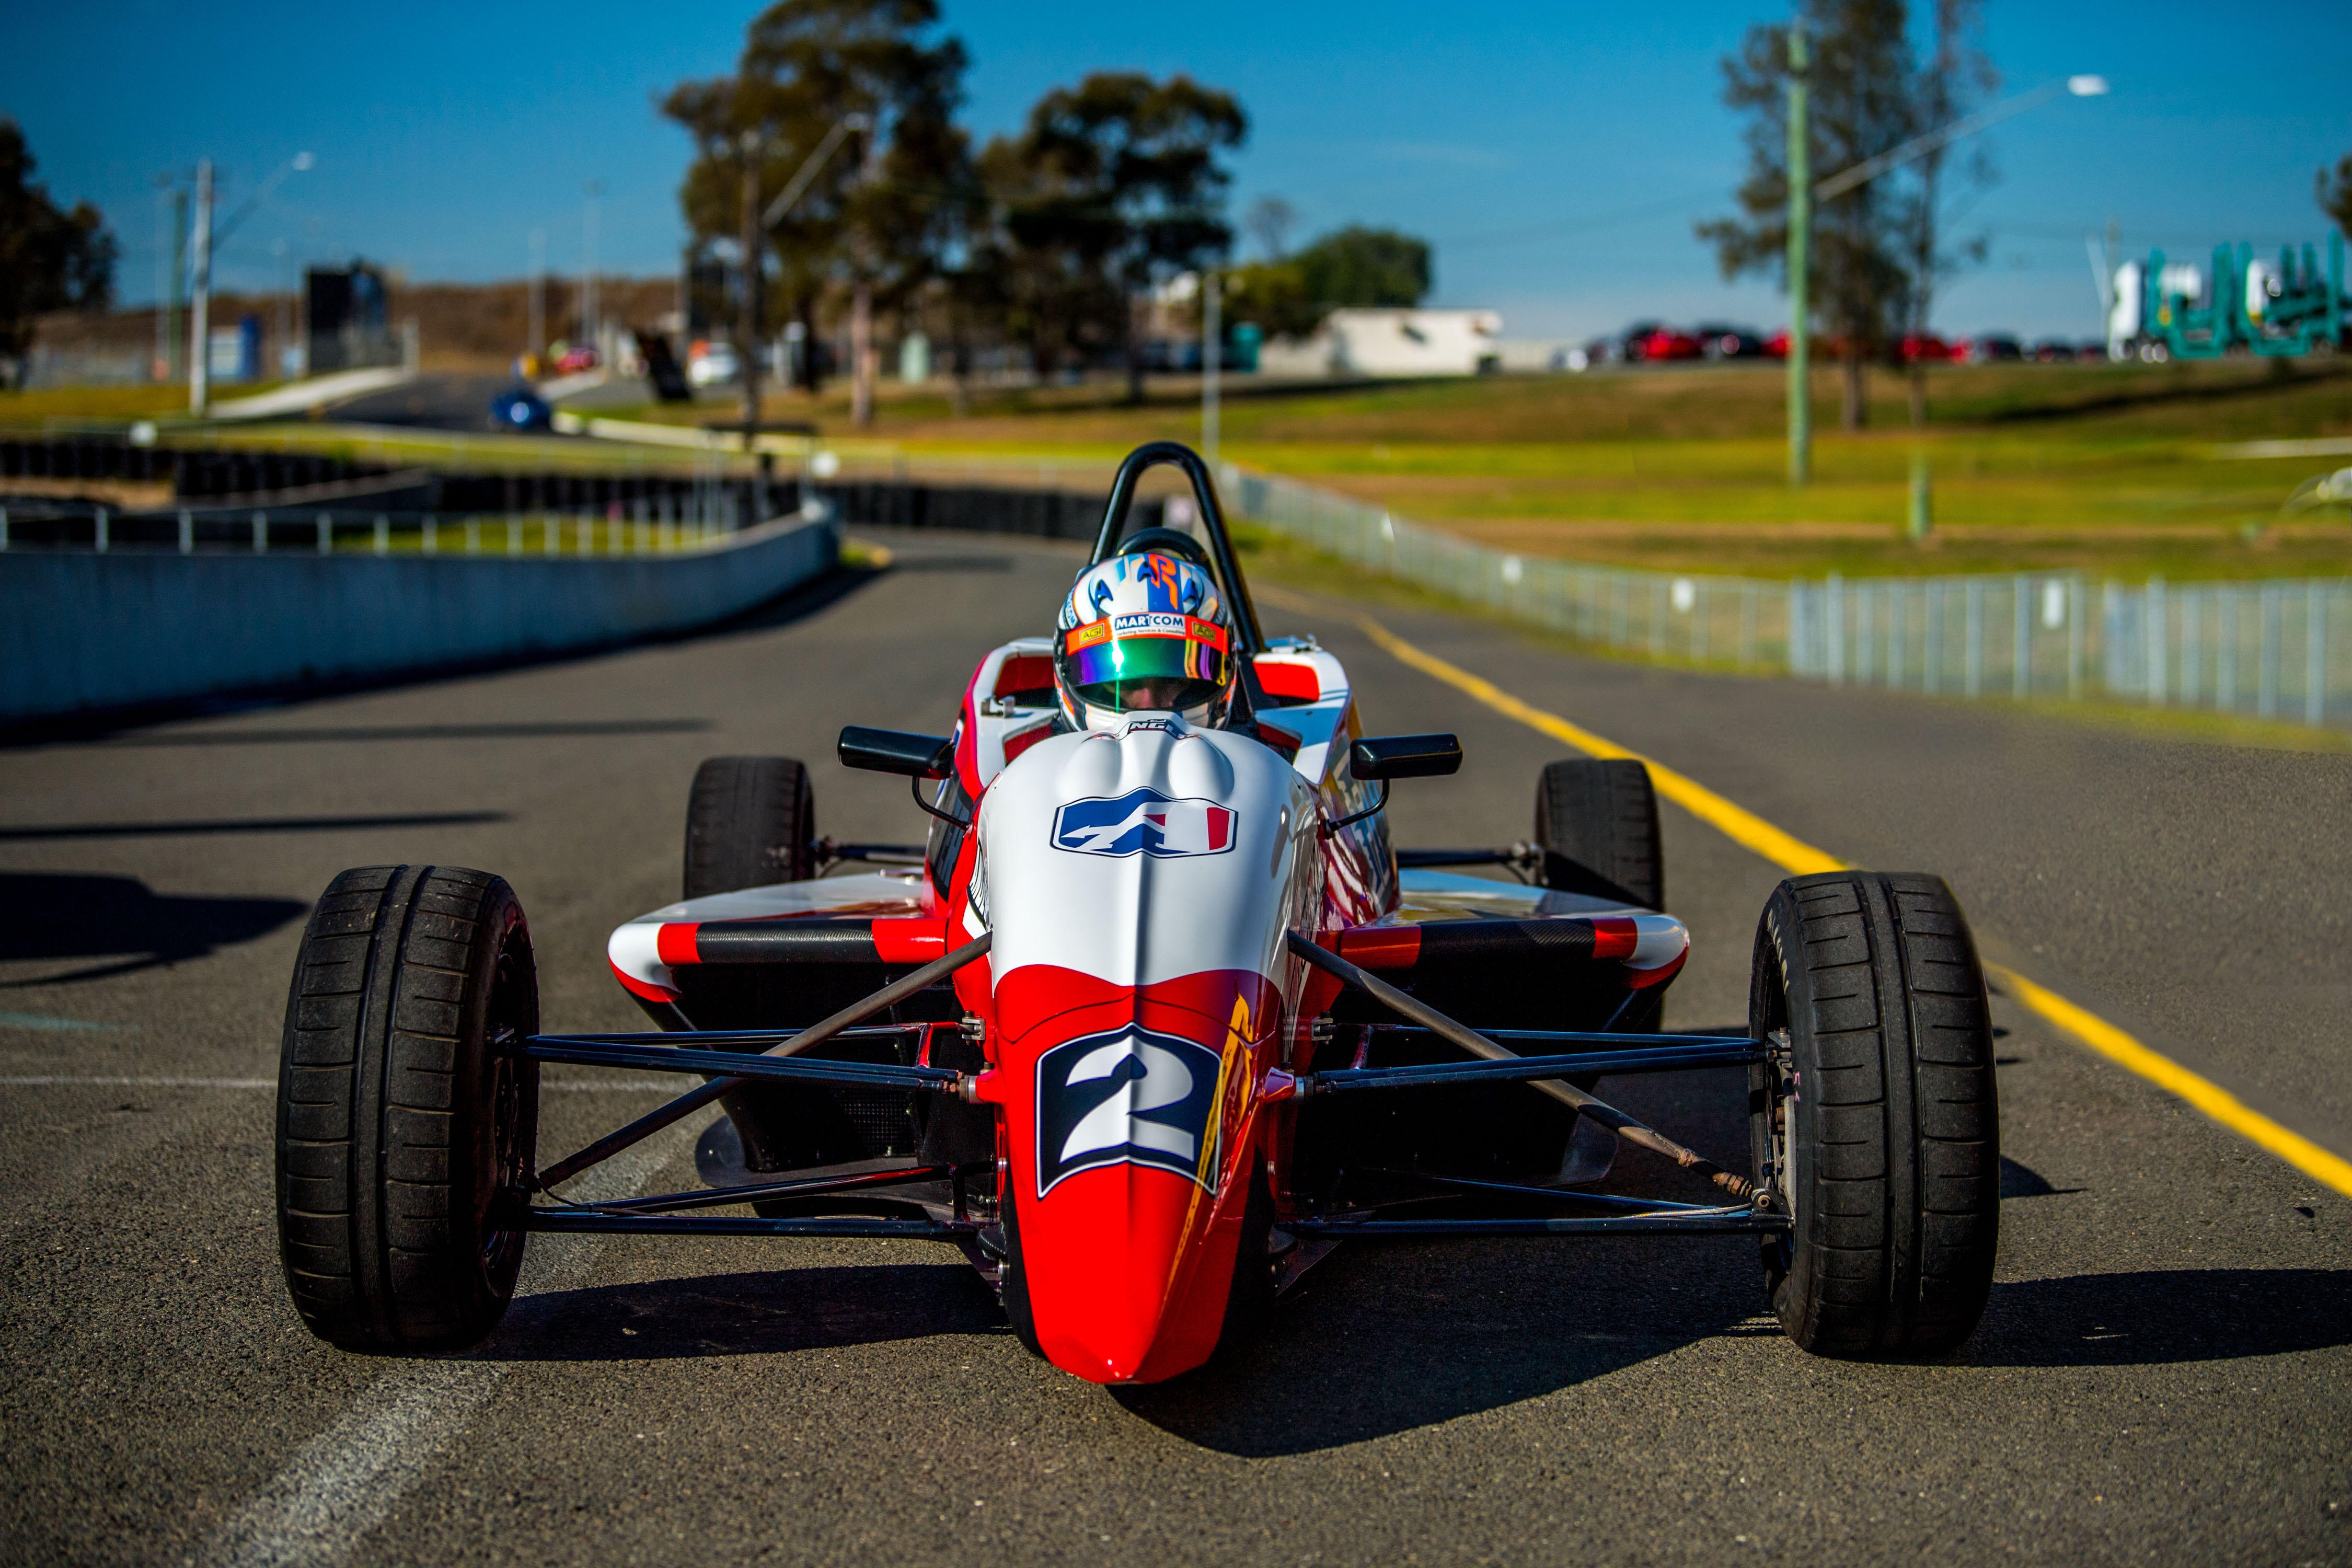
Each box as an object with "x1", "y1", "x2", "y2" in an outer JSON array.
[{"x1": 272, "y1": 442, "x2": 2002, "y2": 1382}]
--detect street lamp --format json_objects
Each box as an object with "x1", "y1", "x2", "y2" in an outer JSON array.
[
  {"x1": 1784, "y1": 64, "x2": 2108, "y2": 484},
  {"x1": 737, "y1": 113, "x2": 872, "y2": 435},
  {"x1": 190, "y1": 149, "x2": 314, "y2": 414}
]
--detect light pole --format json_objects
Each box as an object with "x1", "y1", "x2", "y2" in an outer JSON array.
[
  {"x1": 740, "y1": 113, "x2": 871, "y2": 434},
  {"x1": 191, "y1": 150, "x2": 314, "y2": 412},
  {"x1": 1202, "y1": 270, "x2": 1221, "y2": 469},
  {"x1": 582, "y1": 180, "x2": 603, "y2": 354},
  {"x1": 189, "y1": 160, "x2": 213, "y2": 413},
  {"x1": 1785, "y1": 24, "x2": 1810, "y2": 486},
  {"x1": 528, "y1": 227, "x2": 546, "y2": 370},
  {"x1": 1784, "y1": 59, "x2": 2108, "y2": 485}
]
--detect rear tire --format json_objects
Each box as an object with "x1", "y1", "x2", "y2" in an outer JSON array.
[
  {"x1": 1749, "y1": 871, "x2": 1999, "y2": 1358},
  {"x1": 1535, "y1": 758, "x2": 1664, "y2": 910},
  {"x1": 685, "y1": 756, "x2": 815, "y2": 898},
  {"x1": 275, "y1": 866, "x2": 539, "y2": 1352}
]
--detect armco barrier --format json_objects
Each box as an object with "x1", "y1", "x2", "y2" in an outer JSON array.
[{"x1": 1, "y1": 515, "x2": 836, "y2": 725}]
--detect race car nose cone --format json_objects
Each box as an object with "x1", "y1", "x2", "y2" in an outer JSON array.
[{"x1": 1022, "y1": 1163, "x2": 1227, "y2": 1385}]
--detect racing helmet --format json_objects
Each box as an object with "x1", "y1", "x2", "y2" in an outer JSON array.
[{"x1": 1052, "y1": 540, "x2": 1234, "y2": 728}]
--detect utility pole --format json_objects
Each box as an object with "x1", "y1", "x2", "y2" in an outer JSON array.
[
  {"x1": 1785, "y1": 22, "x2": 1810, "y2": 487},
  {"x1": 582, "y1": 181, "x2": 602, "y2": 352},
  {"x1": 528, "y1": 228, "x2": 546, "y2": 370},
  {"x1": 1202, "y1": 270, "x2": 1221, "y2": 468},
  {"x1": 153, "y1": 176, "x2": 172, "y2": 381},
  {"x1": 168, "y1": 187, "x2": 187, "y2": 382},
  {"x1": 850, "y1": 122, "x2": 879, "y2": 428},
  {"x1": 739, "y1": 130, "x2": 764, "y2": 434},
  {"x1": 189, "y1": 158, "x2": 214, "y2": 415}
]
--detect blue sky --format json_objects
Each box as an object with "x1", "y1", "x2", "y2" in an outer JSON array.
[{"x1": 5, "y1": 0, "x2": 2347, "y2": 340}]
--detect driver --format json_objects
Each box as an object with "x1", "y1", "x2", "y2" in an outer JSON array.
[{"x1": 1051, "y1": 528, "x2": 1238, "y2": 731}]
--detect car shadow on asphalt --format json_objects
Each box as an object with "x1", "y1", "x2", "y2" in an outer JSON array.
[
  {"x1": 479, "y1": 1264, "x2": 1004, "y2": 1361},
  {"x1": 1969, "y1": 1268, "x2": 2352, "y2": 1367},
  {"x1": 0, "y1": 871, "x2": 308, "y2": 988},
  {"x1": 1116, "y1": 1237, "x2": 1772, "y2": 1457}
]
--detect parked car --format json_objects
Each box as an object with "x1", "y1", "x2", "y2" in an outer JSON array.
[
  {"x1": 2031, "y1": 339, "x2": 2076, "y2": 363},
  {"x1": 1628, "y1": 324, "x2": 1703, "y2": 362},
  {"x1": 1694, "y1": 324, "x2": 1766, "y2": 360},
  {"x1": 552, "y1": 345, "x2": 600, "y2": 375},
  {"x1": 686, "y1": 339, "x2": 741, "y2": 388},
  {"x1": 1963, "y1": 334, "x2": 2024, "y2": 363},
  {"x1": 488, "y1": 386, "x2": 552, "y2": 432},
  {"x1": 1899, "y1": 334, "x2": 1960, "y2": 364}
]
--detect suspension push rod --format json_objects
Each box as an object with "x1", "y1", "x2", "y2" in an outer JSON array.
[{"x1": 1285, "y1": 932, "x2": 1759, "y2": 1203}]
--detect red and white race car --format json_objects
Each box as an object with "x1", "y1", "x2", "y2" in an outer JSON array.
[{"x1": 272, "y1": 442, "x2": 2003, "y2": 1381}]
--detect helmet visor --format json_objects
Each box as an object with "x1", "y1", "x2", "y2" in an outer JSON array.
[{"x1": 1062, "y1": 614, "x2": 1229, "y2": 713}]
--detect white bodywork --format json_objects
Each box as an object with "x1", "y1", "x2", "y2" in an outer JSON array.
[{"x1": 972, "y1": 712, "x2": 1322, "y2": 990}]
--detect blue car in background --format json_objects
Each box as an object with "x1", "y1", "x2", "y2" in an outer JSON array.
[{"x1": 490, "y1": 386, "x2": 552, "y2": 432}]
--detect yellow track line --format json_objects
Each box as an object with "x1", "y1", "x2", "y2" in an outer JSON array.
[{"x1": 1354, "y1": 612, "x2": 2352, "y2": 1198}]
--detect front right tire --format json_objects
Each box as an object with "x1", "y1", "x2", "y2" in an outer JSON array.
[{"x1": 275, "y1": 865, "x2": 538, "y2": 1352}]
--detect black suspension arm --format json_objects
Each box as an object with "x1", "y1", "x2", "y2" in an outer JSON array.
[
  {"x1": 535, "y1": 931, "x2": 992, "y2": 1192},
  {"x1": 1285, "y1": 931, "x2": 1758, "y2": 1202}
]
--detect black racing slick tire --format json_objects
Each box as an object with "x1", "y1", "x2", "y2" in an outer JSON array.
[
  {"x1": 275, "y1": 866, "x2": 539, "y2": 1353},
  {"x1": 1534, "y1": 757, "x2": 1664, "y2": 911},
  {"x1": 1749, "y1": 872, "x2": 2000, "y2": 1358},
  {"x1": 684, "y1": 756, "x2": 816, "y2": 899}
]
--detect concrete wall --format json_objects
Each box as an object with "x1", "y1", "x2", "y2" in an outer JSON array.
[{"x1": 1, "y1": 516, "x2": 836, "y2": 725}]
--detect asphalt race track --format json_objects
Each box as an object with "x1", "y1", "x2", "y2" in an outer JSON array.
[{"x1": 3, "y1": 529, "x2": 2348, "y2": 1566}]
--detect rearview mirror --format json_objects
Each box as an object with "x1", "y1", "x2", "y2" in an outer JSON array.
[
  {"x1": 1350, "y1": 734, "x2": 1463, "y2": 781},
  {"x1": 838, "y1": 727, "x2": 955, "y2": 779}
]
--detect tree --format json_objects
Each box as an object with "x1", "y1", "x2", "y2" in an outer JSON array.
[
  {"x1": 0, "y1": 120, "x2": 116, "y2": 389},
  {"x1": 1243, "y1": 195, "x2": 1298, "y2": 261},
  {"x1": 2321, "y1": 153, "x2": 2352, "y2": 241},
  {"x1": 1697, "y1": 1, "x2": 1921, "y2": 431},
  {"x1": 1904, "y1": 0, "x2": 1997, "y2": 425},
  {"x1": 663, "y1": 0, "x2": 969, "y2": 420},
  {"x1": 984, "y1": 72, "x2": 1246, "y2": 401},
  {"x1": 1221, "y1": 224, "x2": 1434, "y2": 341}
]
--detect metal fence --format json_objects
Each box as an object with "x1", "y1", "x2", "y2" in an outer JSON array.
[
  {"x1": 0, "y1": 495, "x2": 772, "y2": 558},
  {"x1": 1224, "y1": 466, "x2": 2351, "y2": 732}
]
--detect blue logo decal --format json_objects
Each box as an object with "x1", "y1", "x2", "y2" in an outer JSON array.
[{"x1": 1052, "y1": 787, "x2": 1237, "y2": 858}]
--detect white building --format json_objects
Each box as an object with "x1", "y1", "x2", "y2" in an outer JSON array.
[{"x1": 1256, "y1": 308, "x2": 1503, "y2": 378}]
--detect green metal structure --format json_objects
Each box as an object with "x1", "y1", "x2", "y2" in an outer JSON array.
[{"x1": 2140, "y1": 233, "x2": 2346, "y2": 360}]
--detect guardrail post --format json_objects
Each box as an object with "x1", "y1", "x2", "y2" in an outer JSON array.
[
  {"x1": 544, "y1": 514, "x2": 559, "y2": 556},
  {"x1": 1924, "y1": 581, "x2": 1943, "y2": 693},
  {"x1": 253, "y1": 510, "x2": 267, "y2": 554},
  {"x1": 465, "y1": 517, "x2": 481, "y2": 554},
  {"x1": 2216, "y1": 587, "x2": 2237, "y2": 711},
  {"x1": 2259, "y1": 584, "x2": 2280, "y2": 717},
  {"x1": 2066, "y1": 576, "x2": 2085, "y2": 701},
  {"x1": 1963, "y1": 579, "x2": 1981, "y2": 697},
  {"x1": 373, "y1": 514, "x2": 389, "y2": 555},
  {"x1": 2013, "y1": 574, "x2": 2031, "y2": 700},
  {"x1": 2180, "y1": 591, "x2": 2201, "y2": 705},
  {"x1": 316, "y1": 511, "x2": 330, "y2": 555},
  {"x1": 2143, "y1": 576, "x2": 2165, "y2": 706},
  {"x1": 94, "y1": 505, "x2": 108, "y2": 554},
  {"x1": 178, "y1": 508, "x2": 193, "y2": 555},
  {"x1": 2304, "y1": 582, "x2": 2325, "y2": 727},
  {"x1": 507, "y1": 516, "x2": 522, "y2": 557},
  {"x1": 0, "y1": 505, "x2": 9, "y2": 552},
  {"x1": 423, "y1": 518, "x2": 437, "y2": 556},
  {"x1": 1826, "y1": 573, "x2": 1845, "y2": 685}
]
